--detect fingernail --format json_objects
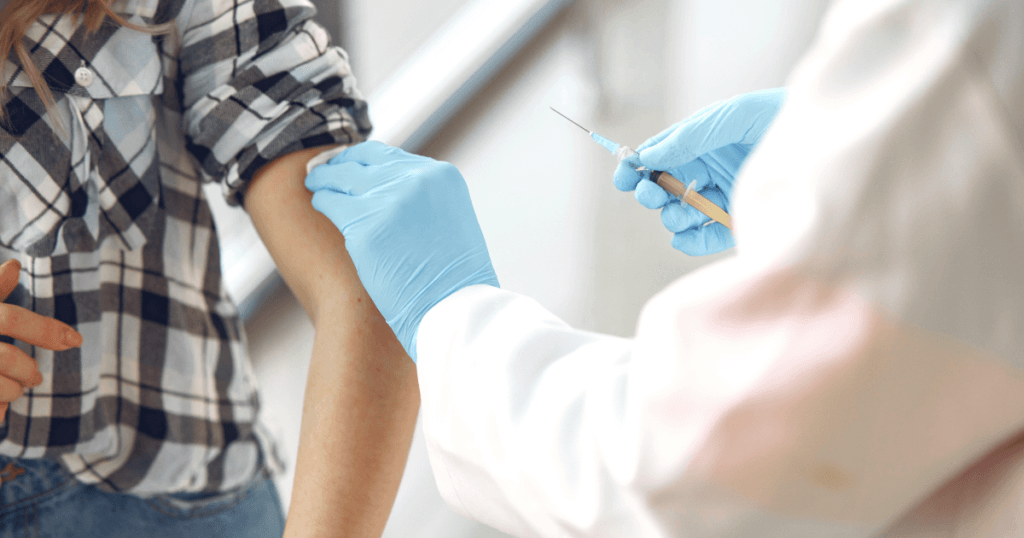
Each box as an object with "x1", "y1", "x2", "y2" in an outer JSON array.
[
  {"x1": 31, "y1": 372, "x2": 43, "y2": 387},
  {"x1": 64, "y1": 329, "x2": 83, "y2": 348}
]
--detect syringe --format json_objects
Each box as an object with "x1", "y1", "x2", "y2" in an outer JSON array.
[{"x1": 550, "y1": 108, "x2": 732, "y2": 230}]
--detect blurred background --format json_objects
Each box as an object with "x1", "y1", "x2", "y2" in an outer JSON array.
[{"x1": 217, "y1": 0, "x2": 833, "y2": 536}]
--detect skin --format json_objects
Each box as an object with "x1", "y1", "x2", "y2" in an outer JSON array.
[
  {"x1": 0, "y1": 259, "x2": 82, "y2": 416},
  {"x1": 246, "y1": 146, "x2": 420, "y2": 537}
]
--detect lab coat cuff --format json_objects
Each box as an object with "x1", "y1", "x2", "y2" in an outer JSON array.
[
  {"x1": 416, "y1": 284, "x2": 501, "y2": 364},
  {"x1": 414, "y1": 284, "x2": 507, "y2": 520}
]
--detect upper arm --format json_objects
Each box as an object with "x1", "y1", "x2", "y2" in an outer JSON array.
[
  {"x1": 243, "y1": 146, "x2": 361, "y2": 319},
  {"x1": 172, "y1": 0, "x2": 374, "y2": 307},
  {"x1": 245, "y1": 148, "x2": 419, "y2": 538}
]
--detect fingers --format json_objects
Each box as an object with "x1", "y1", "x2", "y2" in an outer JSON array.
[
  {"x1": 635, "y1": 121, "x2": 682, "y2": 153},
  {"x1": 0, "y1": 342, "x2": 44, "y2": 416},
  {"x1": 0, "y1": 343, "x2": 42, "y2": 387},
  {"x1": 310, "y1": 189, "x2": 365, "y2": 236},
  {"x1": 700, "y1": 147, "x2": 744, "y2": 198},
  {"x1": 0, "y1": 260, "x2": 81, "y2": 355},
  {"x1": 635, "y1": 179, "x2": 673, "y2": 210},
  {"x1": 669, "y1": 159, "x2": 715, "y2": 193},
  {"x1": 671, "y1": 223, "x2": 735, "y2": 256},
  {"x1": 310, "y1": 189, "x2": 348, "y2": 215},
  {"x1": 639, "y1": 88, "x2": 786, "y2": 172},
  {"x1": 613, "y1": 154, "x2": 644, "y2": 192},
  {"x1": 664, "y1": 187, "x2": 735, "y2": 256},
  {"x1": 619, "y1": 147, "x2": 712, "y2": 199},
  {"x1": 307, "y1": 142, "x2": 444, "y2": 197},
  {"x1": 0, "y1": 304, "x2": 82, "y2": 351},
  {"x1": 661, "y1": 186, "x2": 728, "y2": 232},
  {"x1": 305, "y1": 160, "x2": 379, "y2": 195},
  {"x1": 635, "y1": 159, "x2": 719, "y2": 209},
  {"x1": 330, "y1": 140, "x2": 421, "y2": 167},
  {"x1": 0, "y1": 260, "x2": 21, "y2": 302},
  {"x1": 0, "y1": 376, "x2": 26, "y2": 404},
  {"x1": 639, "y1": 116, "x2": 719, "y2": 172},
  {"x1": 661, "y1": 201, "x2": 707, "y2": 232}
]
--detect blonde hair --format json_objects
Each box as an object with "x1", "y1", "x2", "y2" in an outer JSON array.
[{"x1": 0, "y1": 0, "x2": 166, "y2": 121}]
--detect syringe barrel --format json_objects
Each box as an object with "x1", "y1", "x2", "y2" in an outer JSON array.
[{"x1": 649, "y1": 171, "x2": 733, "y2": 230}]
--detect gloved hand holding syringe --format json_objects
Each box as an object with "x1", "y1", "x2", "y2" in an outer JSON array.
[
  {"x1": 551, "y1": 89, "x2": 786, "y2": 256},
  {"x1": 550, "y1": 107, "x2": 732, "y2": 230}
]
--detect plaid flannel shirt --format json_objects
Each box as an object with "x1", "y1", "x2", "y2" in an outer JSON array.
[{"x1": 0, "y1": 0, "x2": 371, "y2": 495}]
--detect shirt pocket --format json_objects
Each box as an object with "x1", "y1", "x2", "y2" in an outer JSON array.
[{"x1": 0, "y1": 24, "x2": 164, "y2": 256}]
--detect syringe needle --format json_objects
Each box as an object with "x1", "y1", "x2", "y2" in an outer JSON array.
[
  {"x1": 549, "y1": 108, "x2": 621, "y2": 154},
  {"x1": 548, "y1": 106, "x2": 733, "y2": 230},
  {"x1": 549, "y1": 107, "x2": 592, "y2": 134}
]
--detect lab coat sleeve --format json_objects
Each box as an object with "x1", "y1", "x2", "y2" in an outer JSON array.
[
  {"x1": 418, "y1": 285, "x2": 647, "y2": 537},
  {"x1": 417, "y1": 0, "x2": 1024, "y2": 536}
]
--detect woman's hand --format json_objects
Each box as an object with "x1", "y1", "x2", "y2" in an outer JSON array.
[{"x1": 0, "y1": 260, "x2": 83, "y2": 415}]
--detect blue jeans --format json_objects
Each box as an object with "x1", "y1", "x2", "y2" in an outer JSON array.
[{"x1": 0, "y1": 456, "x2": 285, "y2": 538}]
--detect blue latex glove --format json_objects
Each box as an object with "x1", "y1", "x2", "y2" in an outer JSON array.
[
  {"x1": 305, "y1": 141, "x2": 499, "y2": 362},
  {"x1": 613, "y1": 88, "x2": 787, "y2": 255}
]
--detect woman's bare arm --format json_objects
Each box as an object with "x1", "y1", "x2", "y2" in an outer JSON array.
[{"x1": 245, "y1": 146, "x2": 420, "y2": 537}]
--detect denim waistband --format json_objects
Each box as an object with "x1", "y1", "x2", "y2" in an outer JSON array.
[
  {"x1": 0, "y1": 456, "x2": 284, "y2": 537},
  {"x1": 0, "y1": 455, "x2": 78, "y2": 516}
]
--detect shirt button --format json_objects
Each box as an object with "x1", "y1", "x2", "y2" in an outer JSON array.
[{"x1": 74, "y1": 66, "x2": 94, "y2": 87}]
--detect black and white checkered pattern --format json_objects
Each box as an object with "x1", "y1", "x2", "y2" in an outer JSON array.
[{"x1": 0, "y1": 0, "x2": 371, "y2": 494}]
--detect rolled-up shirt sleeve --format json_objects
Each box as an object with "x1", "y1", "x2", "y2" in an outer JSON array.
[{"x1": 176, "y1": 0, "x2": 371, "y2": 204}]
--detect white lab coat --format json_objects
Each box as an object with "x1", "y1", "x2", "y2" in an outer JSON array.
[{"x1": 415, "y1": 0, "x2": 1024, "y2": 536}]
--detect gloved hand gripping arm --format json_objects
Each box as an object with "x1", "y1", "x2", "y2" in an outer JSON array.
[{"x1": 305, "y1": 141, "x2": 499, "y2": 362}]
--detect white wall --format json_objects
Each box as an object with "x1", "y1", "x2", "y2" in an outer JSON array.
[
  {"x1": 338, "y1": 0, "x2": 473, "y2": 94},
  {"x1": 664, "y1": 0, "x2": 833, "y2": 119}
]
